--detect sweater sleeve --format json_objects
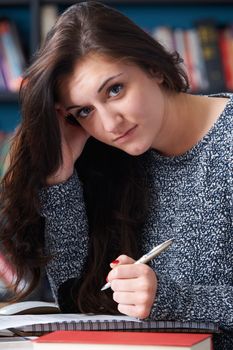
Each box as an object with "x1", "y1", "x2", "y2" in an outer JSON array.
[
  {"x1": 38, "y1": 172, "x2": 89, "y2": 302},
  {"x1": 150, "y1": 274, "x2": 233, "y2": 331}
]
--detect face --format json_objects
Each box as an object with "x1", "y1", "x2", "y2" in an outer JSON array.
[{"x1": 59, "y1": 53, "x2": 167, "y2": 156}]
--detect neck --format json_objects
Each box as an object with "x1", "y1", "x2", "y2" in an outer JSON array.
[{"x1": 151, "y1": 93, "x2": 227, "y2": 157}]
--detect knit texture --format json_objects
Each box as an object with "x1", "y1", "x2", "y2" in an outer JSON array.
[{"x1": 39, "y1": 93, "x2": 233, "y2": 349}]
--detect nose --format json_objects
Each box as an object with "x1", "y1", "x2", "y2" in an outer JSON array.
[{"x1": 98, "y1": 105, "x2": 123, "y2": 133}]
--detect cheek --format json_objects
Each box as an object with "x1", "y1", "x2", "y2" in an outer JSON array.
[
  {"x1": 124, "y1": 97, "x2": 145, "y2": 123},
  {"x1": 126, "y1": 87, "x2": 158, "y2": 124},
  {"x1": 80, "y1": 119, "x2": 106, "y2": 141}
]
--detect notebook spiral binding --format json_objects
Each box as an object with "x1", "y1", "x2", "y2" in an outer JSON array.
[{"x1": 10, "y1": 319, "x2": 220, "y2": 337}]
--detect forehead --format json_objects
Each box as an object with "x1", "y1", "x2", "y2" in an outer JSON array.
[
  {"x1": 63, "y1": 54, "x2": 137, "y2": 91},
  {"x1": 58, "y1": 53, "x2": 149, "y2": 105},
  {"x1": 75, "y1": 53, "x2": 127, "y2": 72},
  {"x1": 75, "y1": 52, "x2": 134, "y2": 72}
]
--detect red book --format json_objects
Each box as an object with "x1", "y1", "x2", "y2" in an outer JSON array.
[{"x1": 33, "y1": 330, "x2": 212, "y2": 350}]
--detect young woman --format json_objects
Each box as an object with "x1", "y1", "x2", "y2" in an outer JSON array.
[{"x1": 0, "y1": 2, "x2": 232, "y2": 349}]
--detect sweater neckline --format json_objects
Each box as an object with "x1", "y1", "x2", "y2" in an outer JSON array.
[{"x1": 148, "y1": 93, "x2": 232, "y2": 164}]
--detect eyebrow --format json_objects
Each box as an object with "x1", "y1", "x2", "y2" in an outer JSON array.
[{"x1": 66, "y1": 72, "x2": 123, "y2": 111}]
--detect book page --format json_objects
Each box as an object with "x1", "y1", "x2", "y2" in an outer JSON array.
[{"x1": 0, "y1": 314, "x2": 141, "y2": 331}]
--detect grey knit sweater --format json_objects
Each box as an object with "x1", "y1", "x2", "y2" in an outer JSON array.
[{"x1": 40, "y1": 93, "x2": 233, "y2": 349}]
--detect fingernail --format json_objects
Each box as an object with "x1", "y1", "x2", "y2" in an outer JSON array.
[{"x1": 111, "y1": 260, "x2": 119, "y2": 264}]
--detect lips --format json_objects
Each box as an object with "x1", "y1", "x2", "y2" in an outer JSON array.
[{"x1": 114, "y1": 125, "x2": 137, "y2": 142}]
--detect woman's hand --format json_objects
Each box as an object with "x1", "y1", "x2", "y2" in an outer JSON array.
[
  {"x1": 107, "y1": 255, "x2": 158, "y2": 319},
  {"x1": 47, "y1": 108, "x2": 90, "y2": 185}
]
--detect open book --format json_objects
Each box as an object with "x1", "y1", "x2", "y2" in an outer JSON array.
[
  {"x1": 0, "y1": 312, "x2": 220, "y2": 336},
  {"x1": 0, "y1": 300, "x2": 220, "y2": 336},
  {"x1": 0, "y1": 301, "x2": 59, "y2": 316}
]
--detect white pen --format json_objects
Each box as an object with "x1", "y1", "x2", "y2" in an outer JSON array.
[{"x1": 100, "y1": 238, "x2": 174, "y2": 291}]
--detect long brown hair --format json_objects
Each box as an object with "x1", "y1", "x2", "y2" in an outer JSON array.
[{"x1": 0, "y1": 1, "x2": 188, "y2": 311}]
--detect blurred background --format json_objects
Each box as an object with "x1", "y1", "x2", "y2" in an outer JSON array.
[{"x1": 0, "y1": 0, "x2": 232, "y2": 302}]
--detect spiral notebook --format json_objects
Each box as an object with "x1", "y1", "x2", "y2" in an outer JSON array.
[{"x1": 0, "y1": 313, "x2": 220, "y2": 336}]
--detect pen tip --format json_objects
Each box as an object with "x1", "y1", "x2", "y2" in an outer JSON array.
[{"x1": 100, "y1": 283, "x2": 110, "y2": 291}]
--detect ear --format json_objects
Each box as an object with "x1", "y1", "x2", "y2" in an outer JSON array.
[
  {"x1": 155, "y1": 73, "x2": 164, "y2": 84},
  {"x1": 149, "y1": 68, "x2": 164, "y2": 84}
]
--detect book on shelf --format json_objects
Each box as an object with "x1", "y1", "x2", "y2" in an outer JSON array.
[
  {"x1": 0, "y1": 62, "x2": 6, "y2": 90},
  {"x1": 152, "y1": 26, "x2": 207, "y2": 92},
  {"x1": 0, "y1": 252, "x2": 16, "y2": 288},
  {"x1": 0, "y1": 18, "x2": 26, "y2": 92},
  {"x1": 196, "y1": 20, "x2": 226, "y2": 93},
  {"x1": 0, "y1": 25, "x2": 9, "y2": 92},
  {"x1": 219, "y1": 25, "x2": 233, "y2": 91},
  {"x1": 151, "y1": 20, "x2": 233, "y2": 94},
  {"x1": 0, "y1": 251, "x2": 29, "y2": 297},
  {"x1": 173, "y1": 28, "x2": 187, "y2": 73},
  {"x1": 40, "y1": 4, "x2": 58, "y2": 43},
  {"x1": 173, "y1": 27, "x2": 200, "y2": 92},
  {"x1": 0, "y1": 130, "x2": 12, "y2": 178},
  {"x1": 183, "y1": 28, "x2": 209, "y2": 92},
  {"x1": 183, "y1": 29, "x2": 197, "y2": 91},
  {"x1": 152, "y1": 26, "x2": 175, "y2": 53},
  {"x1": 32, "y1": 330, "x2": 212, "y2": 350},
  {"x1": 0, "y1": 252, "x2": 16, "y2": 301}
]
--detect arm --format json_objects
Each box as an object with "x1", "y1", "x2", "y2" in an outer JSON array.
[
  {"x1": 107, "y1": 255, "x2": 233, "y2": 330},
  {"x1": 150, "y1": 274, "x2": 233, "y2": 330},
  {"x1": 39, "y1": 171, "x2": 89, "y2": 302},
  {"x1": 38, "y1": 105, "x2": 90, "y2": 303}
]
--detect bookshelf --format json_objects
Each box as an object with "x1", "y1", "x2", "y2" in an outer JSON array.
[
  {"x1": 0, "y1": 0, "x2": 39, "y2": 131},
  {"x1": 0, "y1": 0, "x2": 233, "y2": 132}
]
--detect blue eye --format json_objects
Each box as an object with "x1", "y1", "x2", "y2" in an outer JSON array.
[
  {"x1": 77, "y1": 106, "x2": 92, "y2": 118},
  {"x1": 108, "y1": 84, "x2": 123, "y2": 97}
]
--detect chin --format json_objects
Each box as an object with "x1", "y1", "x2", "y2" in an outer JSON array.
[{"x1": 123, "y1": 143, "x2": 151, "y2": 156}]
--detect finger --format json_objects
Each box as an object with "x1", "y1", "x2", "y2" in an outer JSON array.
[
  {"x1": 113, "y1": 291, "x2": 150, "y2": 306},
  {"x1": 111, "y1": 276, "x2": 153, "y2": 292},
  {"x1": 117, "y1": 304, "x2": 135, "y2": 317},
  {"x1": 55, "y1": 103, "x2": 66, "y2": 117},
  {"x1": 117, "y1": 304, "x2": 150, "y2": 319},
  {"x1": 111, "y1": 278, "x2": 138, "y2": 292},
  {"x1": 55, "y1": 105, "x2": 68, "y2": 132},
  {"x1": 110, "y1": 255, "x2": 135, "y2": 269},
  {"x1": 108, "y1": 263, "x2": 151, "y2": 281},
  {"x1": 55, "y1": 105, "x2": 82, "y2": 136}
]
